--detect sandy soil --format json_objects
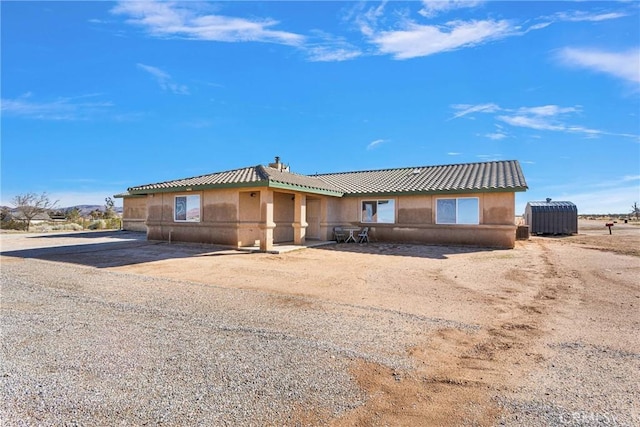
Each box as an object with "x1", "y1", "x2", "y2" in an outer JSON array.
[
  {"x1": 111, "y1": 221, "x2": 640, "y2": 425},
  {"x1": 2, "y1": 219, "x2": 639, "y2": 425}
]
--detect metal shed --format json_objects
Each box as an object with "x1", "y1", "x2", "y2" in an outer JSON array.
[{"x1": 524, "y1": 199, "x2": 578, "y2": 235}]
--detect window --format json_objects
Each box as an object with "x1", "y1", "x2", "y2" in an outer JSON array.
[
  {"x1": 436, "y1": 197, "x2": 479, "y2": 224},
  {"x1": 175, "y1": 195, "x2": 200, "y2": 222},
  {"x1": 361, "y1": 199, "x2": 395, "y2": 223}
]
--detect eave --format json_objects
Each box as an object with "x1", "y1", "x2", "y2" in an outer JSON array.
[{"x1": 340, "y1": 186, "x2": 528, "y2": 198}]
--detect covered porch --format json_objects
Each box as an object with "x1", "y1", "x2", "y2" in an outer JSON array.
[{"x1": 237, "y1": 188, "x2": 328, "y2": 252}]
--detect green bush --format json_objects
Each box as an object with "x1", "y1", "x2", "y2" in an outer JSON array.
[{"x1": 105, "y1": 218, "x2": 121, "y2": 229}]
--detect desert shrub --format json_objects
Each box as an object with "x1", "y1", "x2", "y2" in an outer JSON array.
[
  {"x1": 87, "y1": 219, "x2": 121, "y2": 230},
  {"x1": 105, "y1": 218, "x2": 121, "y2": 229},
  {"x1": 88, "y1": 220, "x2": 106, "y2": 230},
  {"x1": 0, "y1": 220, "x2": 27, "y2": 231},
  {"x1": 51, "y1": 223, "x2": 83, "y2": 231}
]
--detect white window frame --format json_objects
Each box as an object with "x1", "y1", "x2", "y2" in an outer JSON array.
[
  {"x1": 436, "y1": 197, "x2": 479, "y2": 225},
  {"x1": 174, "y1": 194, "x2": 201, "y2": 222},
  {"x1": 361, "y1": 199, "x2": 395, "y2": 224}
]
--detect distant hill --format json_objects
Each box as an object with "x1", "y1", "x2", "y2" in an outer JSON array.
[
  {"x1": 1, "y1": 205, "x2": 122, "y2": 217},
  {"x1": 62, "y1": 205, "x2": 123, "y2": 216}
]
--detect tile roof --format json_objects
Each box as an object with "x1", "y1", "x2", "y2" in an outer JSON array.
[
  {"x1": 125, "y1": 160, "x2": 527, "y2": 196},
  {"x1": 127, "y1": 165, "x2": 340, "y2": 195},
  {"x1": 314, "y1": 160, "x2": 528, "y2": 195},
  {"x1": 128, "y1": 166, "x2": 265, "y2": 192},
  {"x1": 260, "y1": 166, "x2": 342, "y2": 193}
]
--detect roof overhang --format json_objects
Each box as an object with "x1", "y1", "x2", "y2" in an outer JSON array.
[
  {"x1": 126, "y1": 180, "x2": 344, "y2": 197},
  {"x1": 341, "y1": 186, "x2": 528, "y2": 198},
  {"x1": 267, "y1": 181, "x2": 344, "y2": 197}
]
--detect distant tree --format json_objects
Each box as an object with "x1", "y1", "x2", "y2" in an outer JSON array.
[
  {"x1": 65, "y1": 207, "x2": 81, "y2": 223},
  {"x1": 11, "y1": 192, "x2": 58, "y2": 231},
  {"x1": 104, "y1": 197, "x2": 116, "y2": 219},
  {"x1": 90, "y1": 209, "x2": 103, "y2": 220},
  {"x1": 632, "y1": 202, "x2": 640, "y2": 220},
  {"x1": 0, "y1": 206, "x2": 9, "y2": 222}
]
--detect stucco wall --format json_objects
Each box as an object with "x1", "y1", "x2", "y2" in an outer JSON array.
[
  {"x1": 482, "y1": 192, "x2": 515, "y2": 224},
  {"x1": 130, "y1": 187, "x2": 518, "y2": 249},
  {"x1": 146, "y1": 189, "x2": 241, "y2": 245},
  {"x1": 327, "y1": 192, "x2": 517, "y2": 248},
  {"x1": 238, "y1": 191, "x2": 261, "y2": 247},
  {"x1": 397, "y1": 195, "x2": 434, "y2": 224},
  {"x1": 122, "y1": 197, "x2": 147, "y2": 232},
  {"x1": 273, "y1": 192, "x2": 294, "y2": 243}
]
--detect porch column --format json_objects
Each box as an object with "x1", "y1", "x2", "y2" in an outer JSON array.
[
  {"x1": 293, "y1": 194, "x2": 307, "y2": 245},
  {"x1": 259, "y1": 189, "x2": 275, "y2": 252}
]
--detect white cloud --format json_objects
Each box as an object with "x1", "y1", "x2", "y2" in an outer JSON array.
[
  {"x1": 450, "y1": 103, "x2": 501, "y2": 119},
  {"x1": 137, "y1": 63, "x2": 189, "y2": 95},
  {"x1": 353, "y1": 2, "x2": 632, "y2": 61},
  {"x1": 371, "y1": 19, "x2": 514, "y2": 59},
  {"x1": 497, "y1": 114, "x2": 565, "y2": 132},
  {"x1": 557, "y1": 47, "x2": 640, "y2": 84},
  {"x1": 112, "y1": 1, "x2": 304, "y2": 46},
  {"x1": 353, "y1": 1, "x2": 387, "y2": 38},
  {"x1": 305, "y1": 31, "x2": 362, "y2": 62},
  {"x1": 447, "y1": 152, "x2": 462, "y2": 156},
  {"x1": 367, "y1": 139, "x2": 386, "y2": 150},
  {"x1": 476, "y1": 153, "x2": 502, "y2": 160},
  {"x1": 306, "y1": 46, "x2": 362, "y2": 62},
  {"x1": 517, "y1": 105, "x2": 580, "y2": 117},
  {"x1": 552, "y1": 10, "x2": 629, "y2": 23},
  {"x1": 497, "y1": 105, "x2": 604, "y2": 137},
  {"x1": 484, "y1": 132, "x2": 507, "y2": 140},
  {"x1": 418, "y1": 1, "x2": 484, "y2": 18},
  {"x1": 1, "y1": 93, "x2": 113, "y2": 121},
  {"x1": 451, "y1": 102, "x2": 639, "y2": 140},
  {"x1": 525, "y1": 9, "x2": 628, "y2": 38}
]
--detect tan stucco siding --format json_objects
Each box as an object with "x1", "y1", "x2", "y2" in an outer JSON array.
[
  {"x1": 125, "y1": 186, "x2": 518, "y2": 249},
  {"x1": 333, "y1": 192, "x2": 517, "y2": 248},
  {"x1": 122, "y1": 197, "x2": 147, "y2": 232},
  {"x1": 481, "y1": 192, "x2": 515, "y2": 224},
  {"x1": 238, "y1": 191, "x2": 261, "y2": 247},
  {"x1": 146, "y1": 189, "x2": 241, "y2": 245},
  {"x1": 273, "y1": 192, "x2": 295, "y2": 243},
  {"x1": 371, "y1": 224, "x2": 516, "y2": 248},
  {"x1": 397, "y1": 195, "x2": 433, "y2": 225}
]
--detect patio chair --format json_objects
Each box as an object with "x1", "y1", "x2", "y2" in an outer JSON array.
[
  {"x1": 334, "y1": 227, "x2": 346, "y2": 243},
  {"x1": 357, "y1": 227, "x2": 369, "y2": 243}
]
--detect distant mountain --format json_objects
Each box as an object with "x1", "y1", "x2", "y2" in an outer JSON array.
[
  {"x1": 63, "y1": 205, "x2": 123, "y2": 216},
  {"x1": 1, "y1": 205, "x2": 122, "y2": 217}
]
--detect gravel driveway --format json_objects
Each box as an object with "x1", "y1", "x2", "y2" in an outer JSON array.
[
  {"x1": 1, "y1": 233, "x2": 465, "y2": 425},
  {"x1": 1, "y1": 226, "x2": 639, "y2": 426}
]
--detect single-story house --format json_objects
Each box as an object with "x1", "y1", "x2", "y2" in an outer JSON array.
[
  {"x1": 9, "y1": 211, "x2": 52, "y2": 224},
  {"x1": 115, "y1": 158, "x2": 528, "y2": 250}
]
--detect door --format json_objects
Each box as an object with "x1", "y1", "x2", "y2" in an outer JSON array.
[{"x1": 306, "y1": 199, "x2": 320, "y2": 240}]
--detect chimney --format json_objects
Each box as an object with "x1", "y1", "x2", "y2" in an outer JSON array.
[
  {"x1": 546, "y1": 198, "x2": 552, "y2": 203},
  {"x1": 268, "y1": 156, "x2": 289, "y2": 172}
]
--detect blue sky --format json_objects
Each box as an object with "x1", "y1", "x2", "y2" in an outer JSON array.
[{"x1": 2, "y1": 1, "x2": 639, "y2": 214}]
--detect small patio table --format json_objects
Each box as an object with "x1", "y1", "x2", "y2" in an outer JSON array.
[{"x1": 342, "y1": 227, "x2": 361, "y2": 243}]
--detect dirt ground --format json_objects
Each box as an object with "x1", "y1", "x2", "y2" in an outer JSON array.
[{"x1": 2, "y1": 219, "x2": 639, "y2": 425}]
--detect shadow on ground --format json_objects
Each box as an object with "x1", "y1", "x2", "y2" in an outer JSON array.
[
  {"x1": 315, "y1": 242, "x2": 502, "y2": 260},
  {"x1": 2, "y1": 230, "x2": 507, "y2": 268},
  {"x1": 1, "y1": 231, "x2": 249, "y2": 268}
]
